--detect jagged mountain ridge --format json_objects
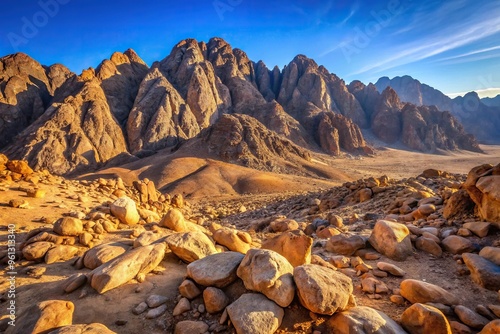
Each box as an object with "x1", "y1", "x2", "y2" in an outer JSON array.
[
  {"x1": 0, "y1": 38, "x2": 482, "y2": 175},
  {"x1": 375, "y1": 75, "x2": 500, "y2": 143}
]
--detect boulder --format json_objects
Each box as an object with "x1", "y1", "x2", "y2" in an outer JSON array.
[
  {"x1": 463, "y1": 222, "x2": 491, "y2": 238},
  {"x1": 45, "y1": 245, "x2": 79, "y2": 264},
  {"x1": 400, "y1": 279, "x2": 459, "y2": 305},
  {"x1": 159, "y1": 208, "x2": 188, "y2": 232},
  {"x1": 479, "y1": 247, "x2": 500, "y2": 266},
  {"x1": 174, "y1": 321, "x2": 209, "y2": 334},
  {"x1": 326, "y1": 234, "x2": 366, "y2": 256},
  {"x1": 269, "y1": 218, "x2": 299, "y2": 232},
  {"x1": 178, "y1": 279, "x2": 201, "y2": 299},
  {"x1": 227, "y1": 293, "x2": 284, "y2": 334},
  {"x1": 294, "y1": 264, "x2": 353, "y2": 315},
  {"x1": 110, "y1": 196, "x2": 140, "y2": 225},
  {"x1": 442, "y1": 236, "x2": 475, "y2": 254},
  {"x1": 46, "y1": 323, "x2": 116, "y2": 334},
  {"x1": 53, "y1": 218, "x2": 83, "y2": 236},
  {"x1": 203, "y1": 287, "x2": 229, "y2": 314},
  {"x1": 6, "y1": 160, "x2": 33, "y2": 176},
  {"x1": 213, "y1": 227, "x2": 252, "y2": 254},
  {"x1": 187, "y1": 252, "x2": 244, "y2": 288},
  {"x1": 326, "y1": 306, "x2": 406, "y2": 334},
  {"x1": 165, "y1": 231, "x2": 217, "y2": 263},
  {"x1": 133, "y1": 231, "x2": 166, "y2": 248},
  {"x1": 415, "y1": 237, "x2": 442, "y2": 257},
  {"x1": 474, "y1": 175, "x2": 500, "y2": 226},
  {"x1": 90, "y1": 243, "x2": 166, "y2": 293},
  {"x1": 20, "y1": 300, "x2": 74, "y2": 334},
  {"x1": 454, "y1": 305, "x2": 490, "y2": 329},
  {"x1": 369, "y1": 220, "x2": 413, "y2": 261},
  {"x1": 237, "y1": 249, "x2": 295, "y2": 307},
  {"x1": 479, "y1": 320, "x2": 500, "y2": 334},
  {"x1": 261, "y1": 231, "x2": 312, "y2": 267},
  {"x1": 23, "y1": 242, "x2": 53, "y2": 261},
  {"x1": 401, "y1": 303, "x2": 452, "y2": 334},
  {"x1": 462, "y1": 253, "x2": 500, "y2": 290},
  {"x1": 83, "y1": 242, "x2": 130, "y2": 269},
  {"x1": 443, "y1": 189, "x2": 475, "y2": 219}
]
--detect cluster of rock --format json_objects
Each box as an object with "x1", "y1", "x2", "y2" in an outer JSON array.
[{"x1": 0, "y1": 38, "x2": 482, "y2": 176}]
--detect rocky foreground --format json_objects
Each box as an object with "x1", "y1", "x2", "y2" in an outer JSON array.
[{"x1": 0, "y1": 155, "x2": 499, "y2": 334}]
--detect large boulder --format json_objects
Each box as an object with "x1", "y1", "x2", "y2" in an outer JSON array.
[
  {"x1": 400, "y1": 279, "x2": 459, "y2": 305},
  {"x1": 187, "y1": 251, "x2": 245, "y2": 288},
  {"x1": 294, "y1": 264, "x2": 353, "y2": 315},
  {"x1": 90, "y1": 243, "x2": 166, "y2": 293},
  {"x1": 326, "y1": 306, "x2": 406, "y2": 334},
  {"x1": 212, "y1": 227, "x2": 252, "y2": 254},
  {"x1": 53, "y1": 217, "x2": 83, "y2": 236},
  {"x1": 462, "y1": 253, "x2": 500, "y2": 290},
  {"x1": 369, "y1": 220, "x2": 413, "y2": 261},
  {"x1": 45, "y1": 245, "x2": 79, "y2": 264},
  {"x1": 165, "y1": 231, "x2": 217, "y2": 263},
  {"x1": 83, "y1": 242, "x2": 130, "y2": 269},
  {"x1": 464, "y1": 164, "x2": 500, "y2": 226},
  {"x1": 46, "y1": 323, "x2": 117, "y2": 334},
  {"x1": 226, "y1": 293, "x2": 284, "y2": 334},
  {"x1": 261, "y1": 231, "x2": 312, "y2": 267},
  {"x1": 237, "y1": 249, "x2": 295, "y2": 307},
  {"x1": 326, "y1": 234, "x2": 366, "y2": 256},
  {"x1": 401, "y1": 303, "x2": 452, "y2": 334},
  {"x1": 18, "y1": 300, "x2": 74, "y2": 334},
  {"x1": 110, "y1": 196, "x2": 140, "y2": 225},
  {"x1": 22, "y1": 242, "x2": 53, "y2": 261}
]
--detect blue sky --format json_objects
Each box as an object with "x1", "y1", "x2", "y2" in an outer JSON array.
[{"x1": 1, "y1": 0, "x2": 499, "y2": 98}]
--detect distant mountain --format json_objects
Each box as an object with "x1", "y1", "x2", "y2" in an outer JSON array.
[
  {"x1": 0, "y1": 38, "x2": 482, "y2": 175},
  {"x1": 375, "y1": 76, "x2": 500, "y2": 143},
  {"x1": 482, "y1": 94, "x2": 500, "y2": 107}
]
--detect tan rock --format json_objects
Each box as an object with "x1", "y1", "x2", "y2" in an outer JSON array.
[
  {"x1": 401, "y1": 303, "x2": 452, "y2": 334},
  {"x1": 45, "y1": 245, "x2": 79, "y2": 264},
  {"x1": 415, "y1": 237, "x2": 443, "y2": 257},
  {"x1": 178, "y1": 279, "x2": 201, "y2": 299},
  {"x1": 23, "y1": 242, "x2": 54, "y2": 261},
  {"x1": 326, "y1": 234, "x2": 365, "y2": 256},
  {"x1": 376, "y1": 262, "x2": 406, "y2": 277},
  {"x1": 22, "y1": 300, "x2": 74, "y2": 334},
  {"x1": 400, "y1": 279, "x2": 459, "y2": 305},
  {"x1": 46, "y1": 323, "x2": 117, "y2": 333},
  {"x1": 463, "y1": 222, "x2": 491, "y2": 238},
  {"x1": 213, "y1": 227, "x2": 251, "y2": 254},
  {"x1": 203, "y1": 287, "x2": 229, "y2": 314},
  {"x1": 462, "y1": 253, "x2": 500, "y2": 291},
  {"x1": 83, "y1": 242, "x2": 130, "y2": 269},
  {"x1": 262, "y1": 231, "x2": 312, "y2": 267},
  {"x1": 454, "y1": 305, "x2": 489, "y2": 329},
  {"x1": 442, "y1": 235, "x2": 475, "y2": 254},
  {"x1": 90, "y1": 243, "x2": 166, "y2": 293},
  {"x1": 479, "y1": 247, "x2": 500, "y2": 266},
  {"x1": 479, "y1": 320, "x2": 500, "y2": 334},
  {"x1": 6, "y1": 160, "x2": 33, "y2": 176},
  {"x1": 187, "y1": 251, "x2": 244, "y2": 288},
  {"x1": 159, "y1": 208, "x2": 188, "y2": 232},
  {"x1": 294, "y1": 264, "x2": 353, "y2": 315},
  {"x1": 369, "y1": 220, "x2": 413, "y2": 261},
  {"x1": 166, "y1": 231, "x2": 217, "y2": 263},
  {"x1": 110, "y1": 196, "x2": 140, "y2": 225},
  {"x1": 53, "y1": 217, "x2": 83, "y2": 236},
  {"x1": 237, "y1": 249, "x2": 295, "y2": 307},
  {"x1": 174, "y1": 321, "x2": 209, "y2": 334},
  {"x1": 227, "y1": 293, "x2": 284, "y2": 334},
  {"x1": 326, "y1": 306, "x2": 405, "y2": 334}
]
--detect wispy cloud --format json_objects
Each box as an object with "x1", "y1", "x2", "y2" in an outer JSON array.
[
  {"x1": 436, "y1": 45, "x2": 500, "y2": 62},
  {"x1": 349, "y1": 12, "x2": 500, "y2": 76},
  {"x1": 338, "y1": 3, "x2": 359, "y2": 27}
]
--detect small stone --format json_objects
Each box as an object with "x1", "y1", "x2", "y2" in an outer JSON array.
[
  {"x1": 377, "y1": 262, "x2": 406, "y2": 276},
  {"x1": 146, "y1": 304, "x2": 167, "y2": 319},
  {"x1": 146, "y1": 295, "x2": 168, "y2": 308},
  {"x1": 390, "y1": 295, "x2": 405, "y2": 305},
  {"x1": 463, "y1": 222, "x2": 491, "y2": 238},
  {"x1": 174, "y1": 320, "x2": 209, "y2": 334},
  {"x1": 203, "y1": 287, "x2": 229, "y2": 314},
  {"x1": 133, "y1": 302, "x2": 148, "y2": 315},
  {"x1": 173, "y1": 298, "x2": 191, "y2": 316},
  {"x1": 179, "y1": 279, "x2": 201, "y2": 299}
]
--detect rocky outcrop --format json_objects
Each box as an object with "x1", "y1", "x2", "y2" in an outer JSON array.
[
  {"x1": 375, "y1": 76, "x2": 500, "y2": 143},
  {"x1": 0, "y1": 53, "x2": 72, "y2": 148},
  {"x1": 201, "y1": 114, "x2": 311, "y2": 170}
]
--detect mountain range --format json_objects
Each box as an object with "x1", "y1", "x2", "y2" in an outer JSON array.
[
  {"x1": 0, "y1": 38, "x2": 487, "y2": 176},
  {"x1": 375, "y1": 76, "x2": 500, "y2": 143}
]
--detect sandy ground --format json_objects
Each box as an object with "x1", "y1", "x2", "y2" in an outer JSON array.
[{"x1": 0, "y1": 147, "x2": 499, "y2": 333}]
